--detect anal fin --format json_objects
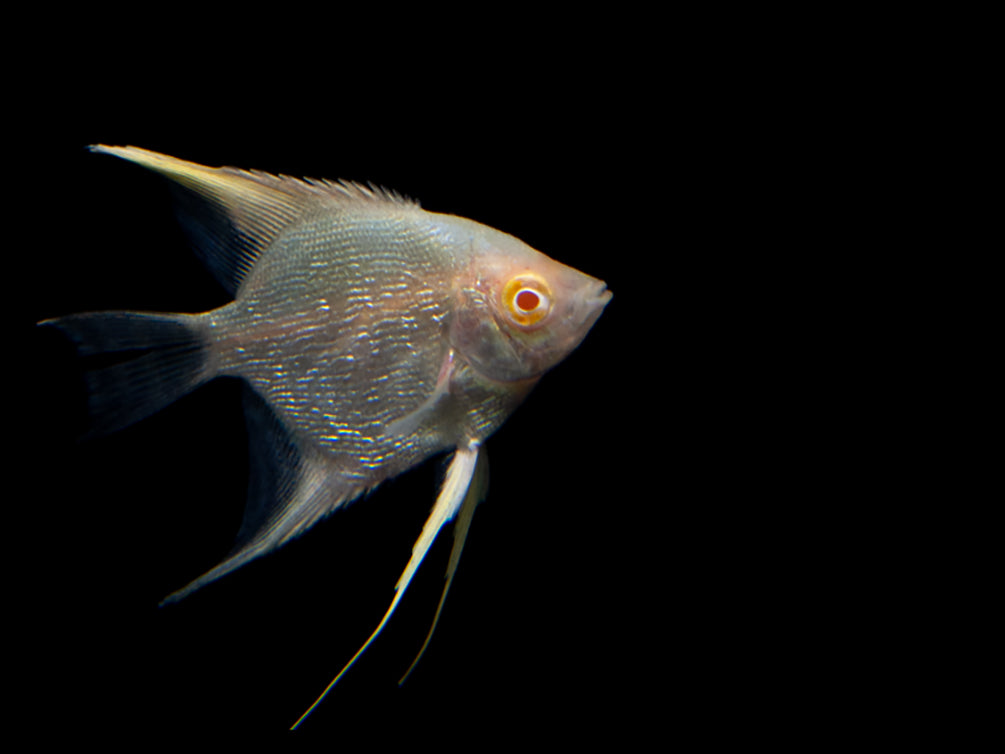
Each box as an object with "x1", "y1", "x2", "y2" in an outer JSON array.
[{"x1": 161, "y1": 385, "x2": 359, "y2": 605}]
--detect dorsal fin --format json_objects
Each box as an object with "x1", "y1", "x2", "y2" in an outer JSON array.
[{"x1": 90, "y1": 145, "x2": 417, "y2": 296}]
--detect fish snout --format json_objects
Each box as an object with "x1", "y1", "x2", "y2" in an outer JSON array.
[
  {"x1": 591, "y1": 280, "x2": 612, "y2": 308},
  {"x1": 575, "y1": 278, "x2": 612, "y2": 330}
]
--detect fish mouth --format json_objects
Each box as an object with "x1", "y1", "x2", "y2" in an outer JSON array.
[
  {"x1": 592, "y1": 282, "x2": 612, "y2": 308},
  {"x1": 555, "y1": 279, "x2": 610, "y2": 368},
  {"x1": 580, "y1": 280, "x2": 612, "y2": 327}
]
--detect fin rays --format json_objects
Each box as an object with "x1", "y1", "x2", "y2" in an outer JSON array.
[
  {"x1": 399, "y1": 447, "x2": 488, "y2": 684},
  {"x1": 290, "y1": 442, "x2": 483, "y2": 730},
  {"x1": 90, "y1": 145, "x2": 418, "y2": 295},
  {"x1": 161, "y1": 385, "x2": 363, "y2": 605}
]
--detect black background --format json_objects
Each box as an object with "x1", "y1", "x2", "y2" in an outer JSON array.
[
  {"x1": 17, "y1": 33, "x2": 682, "y2": 745},
  {"x1": 14, "y1": 13, "x2": 891, "y2": 748}
]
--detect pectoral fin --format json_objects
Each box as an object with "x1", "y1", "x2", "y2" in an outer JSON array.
[
  {"x1": 384, "y1": 349, "x2": 456, "y2": 439},
  {"x1": 290, "y1": 441, "x2": 483, "y2": 730}
]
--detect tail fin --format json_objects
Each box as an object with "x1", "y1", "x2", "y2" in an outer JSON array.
[{"x1": 39, "y1": 311, "x2": 213, "y2": 438}]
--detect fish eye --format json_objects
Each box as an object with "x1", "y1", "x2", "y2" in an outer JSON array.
[{"x1": 502, "y1": 274, "x2": 553, "y2": 328}]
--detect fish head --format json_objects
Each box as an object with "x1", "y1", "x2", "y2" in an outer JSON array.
[{"x1": 448, "y1": 223, "x2": 612, "y2": 383}]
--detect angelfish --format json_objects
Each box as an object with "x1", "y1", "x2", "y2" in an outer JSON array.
[{"x1": 43, "y1": 146, "x2": 611, "y2": 728}]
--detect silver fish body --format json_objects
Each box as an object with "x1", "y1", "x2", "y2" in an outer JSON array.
[
  {"x1": 43, "y1": 146, "x2": 610, "y2": 726},
  {"x1": 209, "y1": 202, "x2": 575, "y2": 483}
]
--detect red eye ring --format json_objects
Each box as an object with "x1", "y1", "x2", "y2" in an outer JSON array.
[
  {"x1": 515, "y1": 289, "x2": 541, "y2": 312},
  {"x1": 502, "y1": 274, "x2": 552, "y2": 327}
]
